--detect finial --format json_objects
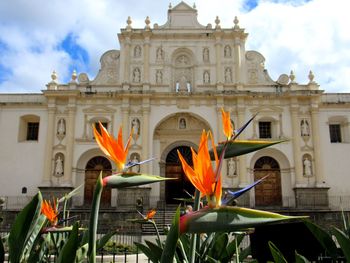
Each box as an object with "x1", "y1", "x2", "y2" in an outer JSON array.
[
  {"x1": 308, "y1": 70, "x2": 315, "y2": 83},
  {"x1": 51, "y1": 70, "x2": 58, "y2": 82},
  {"x1": 126, "y1": 16, "x2": 132, "y2": 31},
  {"x1": 71, "y1": 69, "x2": 77, "y2": 82},
  {"x1": 233, "y1": 16, "x2": 240, "y2": 30},
  {"x1": 145, "y1": 16, "x2": 151, "y2": 29},
  {"x1": 193, "y1": 3, "x2": 196, "y2": 8},
  {"x1": 289, "y1": 70, "x2": 296, "y2": 83},
  {"x1": 169, "y1": 3, "x2": 172, "y2": 9},
  {"x1": 215, "y1": 16, "x2": 221, "y2": 29}
]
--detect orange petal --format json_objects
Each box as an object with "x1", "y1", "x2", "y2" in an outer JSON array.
[{"x1": 221, "y1": 108, "x2": 233, "y2": 140}]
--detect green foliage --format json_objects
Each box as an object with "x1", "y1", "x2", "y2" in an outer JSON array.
[
  {"x1": 295, "y1": 251, "x2": 311, "y2": 263},
  {"x1": 8, "y1": 192, "x2": 42, "y2": 263},
  {"x1": 268, "y1": 241, "x2": 288, "y2": 263},
  {"x1": 104, "y1": 173, "x2": 175, "y2": 188},
  {"x1": 160, "y1": 206, "x2": 181, "y2": 263},
  {"x1": 303, "y1": 220, "x2": 338, "y2": 259},
  {"x1": 0, "y1": 236, "x2": 4, "y2": 263},
  {"x1": 57, "y1": 222, "x2": 80, "y2": 263},
  {"x1": 332, "y1": 227, "x2": 350, "y2": 261}
]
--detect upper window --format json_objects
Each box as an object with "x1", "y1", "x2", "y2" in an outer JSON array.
[
  {"x1": 26, "y1": 122, "x2": 39, "y2": 140},
  {"x1": 329, "y1": 124, "x2": 342, "y2": 143},
  {"x1": 328, "y1": 116, "x2": 349, "y2": 143},
  {"x1": 93, "y1": 122, "x2": 108, "y2": 137},
  {"x1": 259, "y1": 122, "x2": 271, "y2": 139},
  {"x1": 18, "y1": 115, "x2": 40, "y2": 142}
]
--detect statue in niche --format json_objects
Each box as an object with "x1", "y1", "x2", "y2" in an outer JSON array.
[
  {"x1": 301, "y1": 119, "x2": 310, "y2": 136},
  {"x1": 134, "y1": 45, "x2": 141, "y2": 57},
  {"x1": 227, "y1": 158, "x2": 236, "y2": 177},
  {"x1": 303, "y1": 157, "x2": 312, "y2": 177},
  {"x1": 156, "y1": 70, "x2": 163, "y2": 84},
  {"x1": 224, "y1": 45, "x2": 231, "y2": 57},
  {"x1": 179, "y1": 118, "x2": 186, "y2": 129},
  {"x1": 131, "y1": 118, "x2": 140, "y2": 137},
  {"x1": 55, "y1": 155, "x2": 64, "y2": 176},
  {"x1": 203, "y1": 71, "x2": 210, "y2": 83},
  {"x1": 203, "y1": 48, "x2": 209, "y2": 62},
  {"x1": 225, "y1": 68, "x2": 232, "y2": 83},
  {"x1": 130, "y1": 153, "x2": 140, "y2": 173},
  {"x1": 156, "y1": 47, "x2": 164, "y2": 60},
  {"x1": 57, "y1": 119, "x2": 66, "y2": 136},
  {"x1": 133, "y1": 68, "x2": 141, "y2": 83},
  {"x1": 178, "y1": 76, "x2": 188, "y2": 92}
]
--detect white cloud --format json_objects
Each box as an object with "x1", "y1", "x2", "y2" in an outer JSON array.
[{"x1": 0, "y1": 0, "x2": 349, "y2": 93}]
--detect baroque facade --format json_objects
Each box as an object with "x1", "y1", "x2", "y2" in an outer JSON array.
[{"x1": 1, "y1": 2, "x2": 350, "y2": 213}]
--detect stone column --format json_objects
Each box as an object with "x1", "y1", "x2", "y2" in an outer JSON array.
[
  {"x1": 311, "y1": 105, "x2": 325, "y2": 186},
  {"x1": 141, "y1": 99, "x2": 150, "y2": 173},
  {"x1": 237, "y1": 105, "x2": 248, "y2": 186},
  {"x1": 143, "y1": 36, "x2": 150, "y2": 83},
  {"x1": 63, "y1": 98, "x2": 76, "y2": 186},
  {"x1": 234, "y1": 37, "x2": 241, "y2": 83},
  {"x1": 121, "y1": 99, "x2": 130, "y2": 141},
  {"x1": 290, "y1": 106, "x2": 304, "y2": 186},
  {"x1": 123, "y1": 36, "x2": 131, "y2": 83},
  {"x1": 214, "y1": 34, "x2": 223, "y2": 84},
  {"x1": 42, "y1": 100, "x2": 56, "y2": 185}
]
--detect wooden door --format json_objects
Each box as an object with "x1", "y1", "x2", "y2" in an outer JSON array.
[
  {"x1": 254, "y1": 157, "x2": 281, "y2": 207},
  {"x1": 165, "y1": 146, "x2": 195, "y2": 204},
  {"x1": 84, "y1": 157, "x2": 112, "y2": 207}
]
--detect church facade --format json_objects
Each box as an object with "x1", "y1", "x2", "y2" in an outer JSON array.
[{"x1": 1, "y1": 2, "x2": 350, "y2": 213}]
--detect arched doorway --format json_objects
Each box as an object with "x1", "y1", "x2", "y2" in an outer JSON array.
[
  {"x1": 254, "y1": 156, "x2": 282, "y2": 207},
  {"x1": 165, "y1": 146, "x2": 195, "y2": 204},
  {"x1": 84, "y1": 156, "x2": 112, "y2": 207}
]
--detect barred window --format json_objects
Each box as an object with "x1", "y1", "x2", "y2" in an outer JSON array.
[
  {"x1": 329, "y1": 124, "x2": 342, "y2": 143},
  {"x1": 259, "y1": 122, "x2": 271, "y2": 139}
]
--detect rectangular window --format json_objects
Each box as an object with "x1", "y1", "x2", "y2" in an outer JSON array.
[
  {"x1": 94, "y1": 122, "x2": 108, "y2": 136},
  {"x1": 259, "y1": 122, "x2": 271, "y2": 139},
  {"x1": 329, "y1": 124, "x2": 342, "y2": 143},
  {"x1": 26, "y1": 122, "x2": 39, "y2": 140}
]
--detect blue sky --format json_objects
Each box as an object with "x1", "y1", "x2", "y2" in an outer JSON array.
[{"x1": 0, "y1": 0, "x2": 349, "y2": 93}]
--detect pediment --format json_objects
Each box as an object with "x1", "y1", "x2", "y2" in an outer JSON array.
[
  {"x1": 158, "y1": 1, "x2": 205, "y2": 29},
  {"x1": 83, "y1": 105, "x2": 116, "y2": 114},
  {"x1": 250, "y1": 106, "x2": 283, "y2": 114},
  {"x1": 172, "y1": 1, "x2": 194, "y2": 11}
]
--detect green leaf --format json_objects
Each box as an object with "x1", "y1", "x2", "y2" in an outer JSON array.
[
  {"x1": 226, "y1": 233, "x2": 245, "y2": 262},
  {"x1": 295, "y1": 251, "x2": 311, "y2": 263},
  {"x1": 181, "y1": 206, "x2": 307, "y2": 233},
  {"x1": 210, "y1": 233, "x2": 228, "y2": 260},
  {"x1": 96, "y1": 230, "x2": 117, "y2": 251},
  {"x1": 268, "y1": 241, "x2": 288, "y2": 263},
  {"x1": 0, "y1": 236, "x2": 4, "y2": 263},
  {"x1": 160, "y1": 206, "x2": 180, "y2": 263},
  {"x1": 8, "y1": 192, "x2": 42, "y2": 263},
  {"x1": 332, "y1": 227, "x2": 350, "y2": 261},
  {"x1": 303, "y1": 220, "x2": 338, "y2": 259},
  {"x1": 75, "y1": 243, "x2": 88, "y2": 263},
  {"x1": 134, "y1": 242, "x2": 159, "y2": 263},
  {"x1": 57, "y1": 222, "x2": 80, "y2": 263},
  {"x1": 211, "y1": 140, "x2": 286, "y2": 160},
  {"x1": 145, "y1": 240, "x2": 163, "y2": 260},
  {"x1": 104, "y1": 173, "x2": 176, "y2": 188},
  {"x1": 58, "y1": 184, "x2": 83, "y2": 203}
]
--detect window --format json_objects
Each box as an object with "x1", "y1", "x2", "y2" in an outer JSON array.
[
  {"x1": 329, "y1": 124, "x2": 342, "y2": 143},
  {"x1": 94, "y1": 122, "x2": 108, "y2": 136},
  {"x1": 26, "y1": 122, "x2": 39, "y2": 140},
  {"x1": 18, "y1": 115, "x2": 40, "y2": 142},
  {"x1": 259, "y1": 122, "x2": 271, "y2": 139}
]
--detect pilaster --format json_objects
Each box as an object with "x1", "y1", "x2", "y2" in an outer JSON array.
[
  {"x1": 141, "y1": 99, "x2": 151, "y2": 173},
  {"x1": 42, "y1": 100, "x2": 56, "y2": 186},
  {"x1": 237, "y1": 104, "x2": 248, "y2": 186},
  {"x1": 290, "y1": 104, "x2": 304, "y2": 186},
  {"x1": 63, "y1": 97, "x2": 76, "y2": 186}
]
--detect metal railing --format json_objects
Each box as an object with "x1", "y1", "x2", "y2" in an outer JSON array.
[{"x1": 2, "y1": 195, "x2": 350, "y2": 211}]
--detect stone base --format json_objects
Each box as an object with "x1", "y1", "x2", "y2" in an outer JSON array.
[
  {"x1": 38, "y1": 186, "x2": 74, "y2": 202},
  {"x1": 117, "y1": 187, "x2": 151, "y2": 212},
  {"x1": 294, "y1": 187, "x2": 330, "y2": 209}
]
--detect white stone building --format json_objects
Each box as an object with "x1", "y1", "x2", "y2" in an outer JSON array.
[{"x1": 1, "y1": 2, "x2": 350, "y2": 212}]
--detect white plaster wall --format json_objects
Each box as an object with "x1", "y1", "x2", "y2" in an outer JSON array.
[{"x1": 0, "y1": 108, "x2": 47, "y2": 196}]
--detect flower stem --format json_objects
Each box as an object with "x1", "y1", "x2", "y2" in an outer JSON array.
[
  {"x1": 88, "y1": 172, "x2": 103, "y2": 263},
  {"x1": 189, "y1": 189, "x2": 200, "y2": 263}
]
